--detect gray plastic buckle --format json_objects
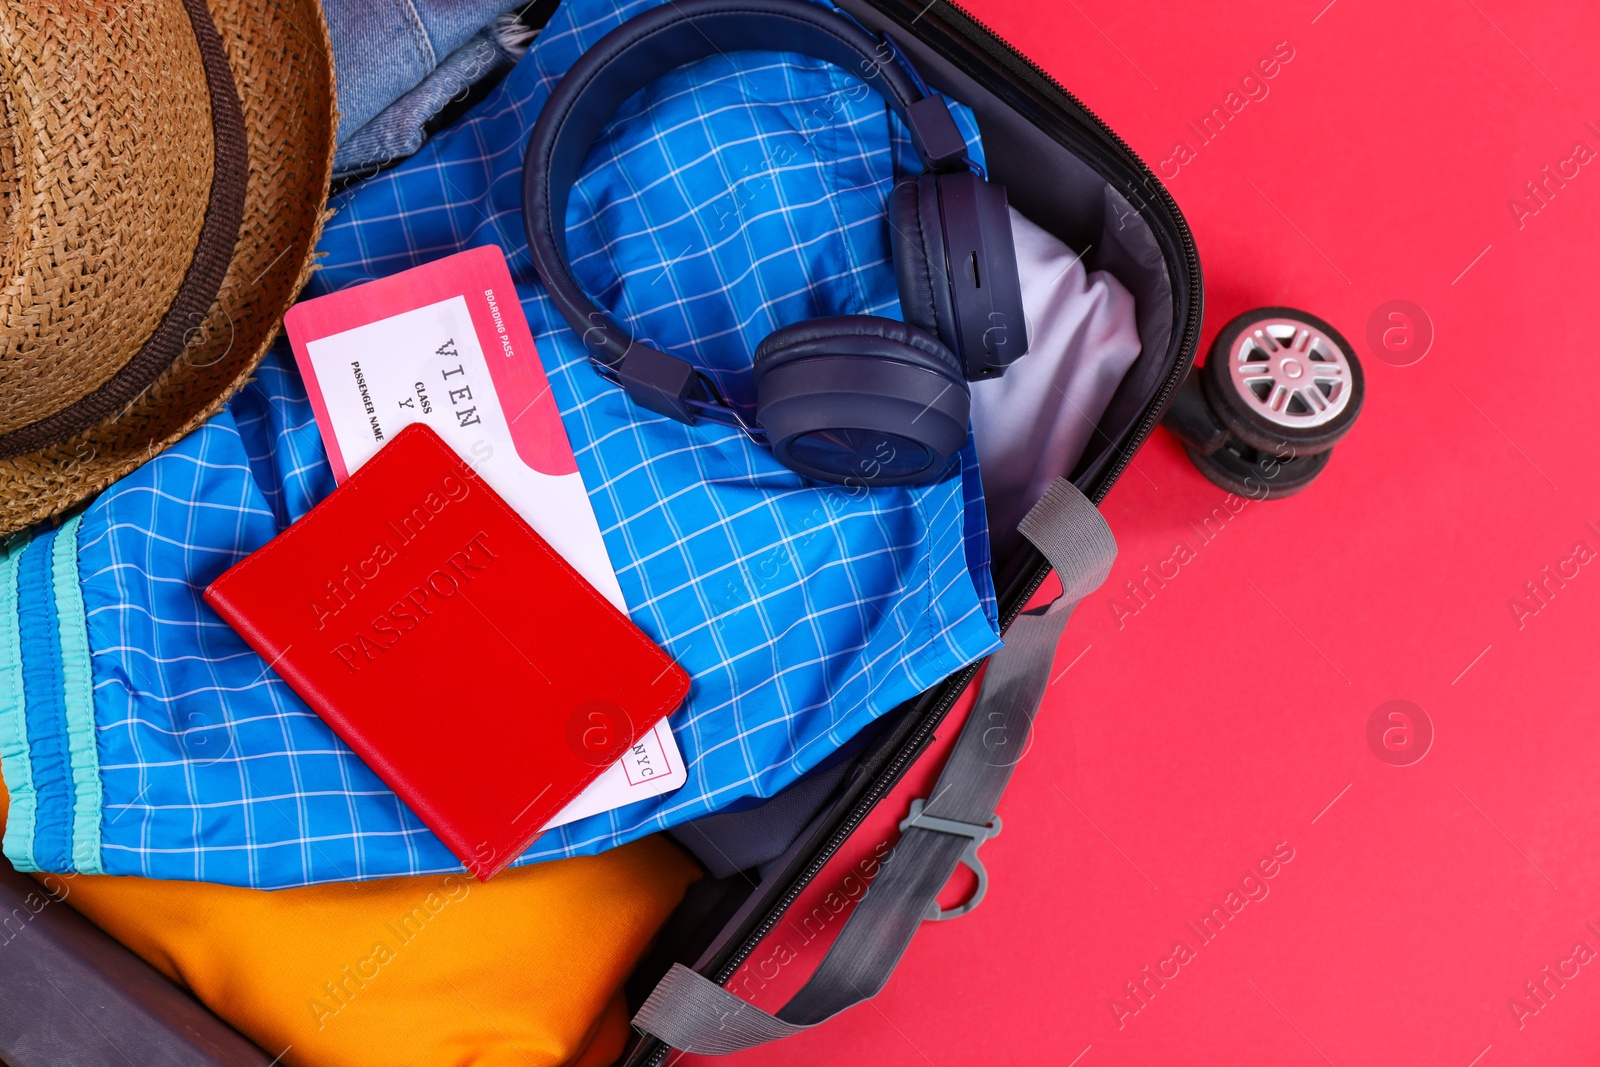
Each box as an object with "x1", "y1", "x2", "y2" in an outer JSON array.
[{"x1": 898, "y1": 798, "x2": 1003, "y2": 921}]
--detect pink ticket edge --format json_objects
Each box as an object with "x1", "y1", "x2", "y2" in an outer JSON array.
[{"x1": 281, "y1": 245, "x2": 577, "y2": 484}]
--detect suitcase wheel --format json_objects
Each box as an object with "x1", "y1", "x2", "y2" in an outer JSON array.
[{"x1": 1163, "y1": 306, "x2": 1363, "y2": 497}]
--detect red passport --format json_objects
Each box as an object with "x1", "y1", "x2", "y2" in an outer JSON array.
[{"x1": 204, "y1": 423, "x2": 689, "y2": 880}]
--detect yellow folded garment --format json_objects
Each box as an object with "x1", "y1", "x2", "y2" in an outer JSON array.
[{"x1": 0, "y1": 777, "x2": 699, "y2": 1067}]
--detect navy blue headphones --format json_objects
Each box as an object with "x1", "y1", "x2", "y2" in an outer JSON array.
[{"x1": 522, "y1": 0, "x2": 1027, "y2": 486}]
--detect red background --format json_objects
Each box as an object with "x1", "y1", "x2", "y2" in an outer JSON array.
[{"x1": 680, "y1": 0, "x2": 1600, "y2": 1063}]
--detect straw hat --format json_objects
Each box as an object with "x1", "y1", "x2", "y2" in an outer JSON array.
[{"x1": 0, "y1": 0, "x2": 335, "y2": 534}]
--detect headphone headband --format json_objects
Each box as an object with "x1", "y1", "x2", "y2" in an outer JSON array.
[{"x1": 522, "y1": 0, "x2": 972, "y2": 424}]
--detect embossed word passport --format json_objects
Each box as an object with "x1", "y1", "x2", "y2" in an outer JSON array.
[
  {"x1": 283, "y1": 245, "x2": 687, "y2": 825},
  {"x1": 205, "y1": 424, "x2": 690, "y2": 880}
]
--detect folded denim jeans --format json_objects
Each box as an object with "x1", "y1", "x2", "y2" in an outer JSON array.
[
  {"x1": 325, "y1": 0, "x2": 525, "y2": 139},
  {"x1": 0, "y1": 0, "x2": 1002, "y2": 889},
  {"x1": 325, "y1": 0, "x2": 531, "y2": 178},
  {"x1": 333, "y1": 17, "x2": 533, "y2": 180}
]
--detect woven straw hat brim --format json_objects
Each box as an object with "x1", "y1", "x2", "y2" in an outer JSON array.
[{"x1": 0, "y1": 0, "x2": 335, "y2": 535}]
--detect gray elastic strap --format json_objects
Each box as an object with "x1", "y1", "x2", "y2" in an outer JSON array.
[{"x1": 634, "y1": 479, "x2": 1116, "y2": 1054}]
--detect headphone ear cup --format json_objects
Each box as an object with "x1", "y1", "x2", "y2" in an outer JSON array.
[
  {"x1": 890, "y1": 177, "x2": 957, "y2": 349},
  {"x1": 752, "y1": 316, "x2": 970, "y2": 487},
  {"x1": 934, "y1": 170, "x2": 1027, "y2": 378}
]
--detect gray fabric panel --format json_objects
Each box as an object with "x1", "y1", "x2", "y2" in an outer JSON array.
[
  {"x1": 0, "y1": 862, "x2": 270, "y2": 1067},
  {"x1": 633, "y1": 478, "x2": 1115, "y2": 1054}
]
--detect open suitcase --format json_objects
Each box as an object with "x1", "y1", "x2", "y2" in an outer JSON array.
[{"x1": 0, "y1": 1, "x2": 1200, "y2": 1063}]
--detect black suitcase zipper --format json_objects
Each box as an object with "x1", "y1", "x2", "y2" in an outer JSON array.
[{"x1": 628, "y1": 5, "x2": 1201, "y2": 1062}]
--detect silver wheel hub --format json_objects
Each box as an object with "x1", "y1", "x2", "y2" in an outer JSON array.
[{"x1": 1228, "y1": 316, "x2": 1352, "y2": 430}]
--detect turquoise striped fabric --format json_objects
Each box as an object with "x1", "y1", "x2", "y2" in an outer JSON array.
[
  {"x1": 51, "y1": 518, "x2": 101, "y2": 874},
  {"x1": 0, "y1": 516, "x2": 98, "y2": 872},
  {"x1": 0, "y1": 540, "x2": 34, "y2": 869}
]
